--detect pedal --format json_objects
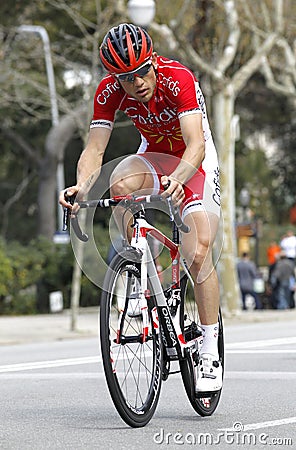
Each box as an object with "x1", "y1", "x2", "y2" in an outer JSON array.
[{"x1": 183, "y1": 322, "x2": 202, "y2": 343}]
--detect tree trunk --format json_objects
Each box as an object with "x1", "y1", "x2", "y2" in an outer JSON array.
[
  {"x1": 212, "y1": 86, "x2": 240, "y2": 313},
  {"x1": 38, "y1": 106, "x2": 87, "y2": 239},
  {"x1": 37, "y1": 147, "x2": 57, "y2": 238}
]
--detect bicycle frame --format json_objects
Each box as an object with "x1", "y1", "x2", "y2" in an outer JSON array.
[
  {"x1": 129, "y1": 208, "x2": 198, "y2": 363},
  {"x1": 66, "y1": 193, "x2": 199, "y2": 361}
]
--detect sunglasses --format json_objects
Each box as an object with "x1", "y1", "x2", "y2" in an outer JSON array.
[{"x1": 115, "y1": 60, "x2": 153, "y2": 82}]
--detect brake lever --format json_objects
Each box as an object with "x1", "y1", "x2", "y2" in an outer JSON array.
[
  {"x1": 162, "y1": 180, "x2": 175, "y2": 222},
  {"x1": 167, "y1": 196, "x2": 175, "y2": 222},
  {"x1": 62, "y1": 192, "x2": 76, "y2": 231}
]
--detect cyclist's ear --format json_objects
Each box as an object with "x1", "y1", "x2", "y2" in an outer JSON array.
[{"x1": 152, "y1": 52, "x2": 158, "y2": 65}]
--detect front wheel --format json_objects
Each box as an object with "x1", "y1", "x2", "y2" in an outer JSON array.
[
  {"x1": 100, "y1": 253, "x2": 163, "y2": 427},
  {"x1": 179, "y1": 275, "x2": 224, "y2": 416}
]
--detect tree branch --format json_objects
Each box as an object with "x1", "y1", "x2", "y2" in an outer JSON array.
[
  {"x1": 261, "y1": 54, "x2": 296, "y2": 96},
  {"x1": 274, "y1": 0, "x2": 284, "y2": 33},
  {"x1": 232, "y1": 33, "x2": 278, "y2": 96},
  {"x1": 169, "y1": 0, "x2": 192, "y2": 30},
  {"x1": 1, "y1": 172, "x2": 35, "y2": 238},
  {"x1": 45, "y1": 0, "x2": 97, "y2": 41},
  {"x1": 172, "y1": 27, "x2": 225, "y2": 82},
  {"x1": 249, "y1": 1, "x2": 295, "y2": 98},
  {"x1": 149, "y1": 22, "x2": 181, "y2": 54},
  {"x1": 216, "y1": 0, "x2": 240, "y2": 73},
  {"x1": 0, "y1": 125, "x2": 41, "y2": 166}
]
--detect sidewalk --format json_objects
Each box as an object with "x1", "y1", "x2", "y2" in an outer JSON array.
[
  {"x1": 0, "y1": 307, "x2": 296, "y2": 346},
  {"x1": 0, "y1": 308, "x2": 99, "y2": 346}
]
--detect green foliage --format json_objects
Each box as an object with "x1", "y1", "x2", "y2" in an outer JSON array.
[
  {"x1": 0, "y1": 242, "x2": 14, "y2": 297},
  {"x1": 0, "y1": 227, "x2": 115, "y2": 315},
  {"x1": 235, "y1": 140, "x2": 275, "y2": 223},
  {"x1": 0, "y1": 237, "x2": 74, "y2": 314},
  {"x1": 236, "y1": 74, "x2": 296, "y2": 224},
  {"x1": 0, "y1": 238, "x2": 44, "y2": 314}
]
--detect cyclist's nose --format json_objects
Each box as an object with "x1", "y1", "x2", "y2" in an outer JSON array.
[{"x1": 133, "y1": 76, "x2": 144, "y2": 86}]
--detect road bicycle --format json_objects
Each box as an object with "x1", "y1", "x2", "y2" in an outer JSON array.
[{"x1": 64, "y1": 193, "x2": 224, "y2": 428}]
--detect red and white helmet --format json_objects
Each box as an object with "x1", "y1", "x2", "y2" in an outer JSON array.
[{"x1": 99, "y1": 23, "x2": 153, "y2": 74}]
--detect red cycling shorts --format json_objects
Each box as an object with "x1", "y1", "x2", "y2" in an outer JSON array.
[{"x1": 136, "y1": 151, "x2": 221, "y2": 218}]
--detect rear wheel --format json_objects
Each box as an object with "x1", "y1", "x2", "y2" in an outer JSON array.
[
  {"x1": 179, "y1": 274, "x2": 224, "y2": 416},
  {"x1": 100, "y1": 253, "x2": 163, "y2": 427}
]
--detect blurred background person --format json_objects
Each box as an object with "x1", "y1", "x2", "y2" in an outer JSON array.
[
  {"x1": 266, "y1": 241, "x2": 281, "y2": 309},
  {"x1": 237, "y1": 252, "x2": 262, "y2": 311},
  {"x1": 271, "y1": 250, "x2": 295, "y2": 310},
  {"x1": 267, "y1": 241, "x2": 281, "y2": 273},
  {"x1": 280, "y1": 230, "x2": 296, "y2": 264}
]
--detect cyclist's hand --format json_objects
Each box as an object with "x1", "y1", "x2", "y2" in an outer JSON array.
[
  {"x1": 59, "y1": 186, "x2": 79, "y2": 213},
  {"x1": 161, "y1": 176, "x2": 185, "y2": 206}
]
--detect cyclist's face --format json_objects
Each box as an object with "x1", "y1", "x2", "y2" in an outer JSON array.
[{"x1": 118, "y1": 54, "x2": 157, "y2": 103}]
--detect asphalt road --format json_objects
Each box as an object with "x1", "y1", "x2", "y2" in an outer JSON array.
[{"x1": 0, "y1": 318, "x2": 295, "y2": 450}]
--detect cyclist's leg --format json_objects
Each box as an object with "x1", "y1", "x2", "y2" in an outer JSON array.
[
  {"x1": 109, "y1": 152, "x2": 181, "y2": 240},
  {"x1": 110, "y1": 152, "x2": 181, "y2": 197},
  {"x1": 180, "y1": 166, "x2": 222, "y2": 391},
  {"x1": 110, "y1": 155, "x2": 157, "y2": 195},
  {"x1": 109, "y1": 155, "x2": 156, "y2": 239},
  {"x1": 180, "y1": 161, "x2": 221, "y2": 329},
  {"x1": 181, "y1": 210, "x2": 222, "y2": 391},
  {"x1": 181, "y1": 210, "x2": 220, "y2": 326}
]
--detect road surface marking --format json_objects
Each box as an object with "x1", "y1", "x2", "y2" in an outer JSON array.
[
  {"x1": 227, "y1": 349, "x2": 296, "y2": 354},
  {"x1": 0, "y1": 356, "x2": 100, "y2": 373},
  {"x1": 0, "y1": 336, "x2": 295, "y2": 373},
  {"x1": 0, "y1": 351, "x2": 153, "y2": 373},
  {"x1": 226, "y1": 336, "x2": 296, "y2": 349},
  {"x1": 225, "y1": 371, "x2": 296, "y2": 379}
]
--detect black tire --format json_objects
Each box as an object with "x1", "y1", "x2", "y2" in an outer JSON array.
[
  {"x1": 100, "y1": 252, "x2": 163, "y2": 427},
  {"x1": 179, "y1": 274, "x2": 224, "y2": 416}
]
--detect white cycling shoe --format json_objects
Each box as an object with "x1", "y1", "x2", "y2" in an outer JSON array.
[{"x1": 195, "y1": 353, "x2": 223, "y2": 393}]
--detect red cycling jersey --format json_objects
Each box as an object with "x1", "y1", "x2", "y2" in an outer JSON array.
[
  {"x1": 91, "y1": 55, "x2": 213, "y2": 159},
  {"x1": 91, "y1": 55, "x2": 220, "y2": 216}
]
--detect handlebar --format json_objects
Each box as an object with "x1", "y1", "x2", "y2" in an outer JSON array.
[{"x1": 63, "y1": 193, "x2": 190, "y2": 242}]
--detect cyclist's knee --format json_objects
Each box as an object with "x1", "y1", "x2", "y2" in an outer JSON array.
[
  {"x1": 183, "y1": 236, "x2": 214, "y2": 283},
  {"x1": 190, "y1": 241, "x2": 211, "y2": 269},
  {"x1": 110, "y1": 156, "x2": 153, "y2": 195},
  {"x1": 191, "y1": 250, "x2": 216, "y2": 285}
]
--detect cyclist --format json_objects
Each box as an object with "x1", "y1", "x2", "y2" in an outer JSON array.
[{"x1": 60, "y1": 23, "x2": 222, "y2": 392}]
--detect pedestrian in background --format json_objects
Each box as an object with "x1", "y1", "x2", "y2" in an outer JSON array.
[
  {"x1": 280, "y1": 230, "x2": 296, "y2": 264},
  {"x1": 266, "y1": 241, "x2": 281, "y2": 308},
  {"x1": 237, "y1": 252, "x2": 262, "y2": 310},
  {"x1": 267, "y1": 241, "x2": 281, "y2": 272},
  {"x1": 271, "y1": 250, "x2": 295, "y2": 310}
]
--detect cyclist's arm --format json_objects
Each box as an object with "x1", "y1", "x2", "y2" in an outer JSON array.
[
  {"x1": 161, "y1": 113, "x2": 205, "y2": 204},
  {"x1": 77, "y1": 127, "x2": 111, "y2": 191},
  {"x1": 173, "y1": 113, "x2": 205, "y2": 182},
  {"x1": 59, "y1": 126, "x2": 111, "y2": 208}
]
